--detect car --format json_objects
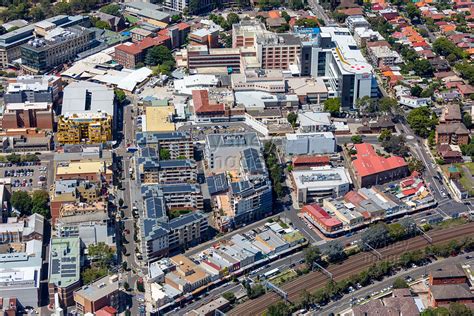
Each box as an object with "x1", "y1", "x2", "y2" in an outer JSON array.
[
  {"x1": 356, "y1": 283, "x2": 362, "y2": 289},
  {"x1": 466, "y1": 255, "x2": 472, "y2": 259}
]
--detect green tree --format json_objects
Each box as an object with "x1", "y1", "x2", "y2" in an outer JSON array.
[
  {"x1": 94, "y1": 19, "x2": 111, "y2": 30},
  {"x1": 267, "y1": 301, "x2": 291, "y2": 316},
  {"x1": 323, "y1": 98, "x2": 341, "y2": 116},
  {"x1": 99, "y1": 3, "x2": 121, "y2": 16},
  {"x1": 393, "y1": 277, "x2": 409, "y2": 289},
  {"x1": 82, "y1": 266, "x2": 107, "y2": 284},
  {"x1": 323, "y1": 240, "x2": 346, "y2": 263},
  {"x1": 304, "y1": 245, "x2": 321, "y2": 269},
  {"x1": 10, "y1": 191, "x2": 32, "y2": 215},
  {"x1": 378, "y1": 97, "x2": 398, "y2": 113},
  {"x1": 31, "y1": 190, "x2": 49, "y2": 218},
  {"x1": 114, "y1": 89, "x2": 126, "y2": 104},
  {"x1": 362, "y1": 222, "x2": 391, "y2": 249},
  {"x1": 287, "y1": 112, "x2": 298, "y2": 128},
  {"x1": 226, "y1": 12, "x2": 240, "y2": 26},
  {"x1": 463, "y1": 113, "x2": 472, "y2": 129},
  {"x1": 406, "y1": 3, "x2": 421, "y2": 19},
  {"x1": 351, "y1": 135, "x2": 363, "y2": 144},
  {"x1": 222, "y1": 291, "x2": 236, "y2": 303},
  {"x1": 88, "y1": 242, "x2": 115, "y2": 266},
  {"x1": 407, "y1": 106, "x2": 437, "y2": 137},
  {"x1": 281, "y1": 11, "x2": 291, "y2": 23},
  {"x1": 433, "y1": 37, "x2": 466, "y2": 59},
  {"x1": 378, "y1": 129, "x2": 392, "y2": 143},
  {"x1": 411, "y1": 85, "x2": 422, "y2": 97},
  {"x1": 295, "y1": 18, "x2": 319, "y2": 28},
  {"x1": 413, "y1": 59, "x2": 434, "y2": 77},
  {"x1": 145, "y1": 45, "x2": 175, "y2": 67},
  {"x1": 30, "y1": 6, "x2": 46, "y2": 21},
  {"x1": 456, "y1": 62, "x2": 474, "y2": 85},
  {"x1": 159, "y1": 148, "x2": 171, "y2": 160},
  {"x1": 53, "y1": 2, "x2": 72, "y2": 15}
]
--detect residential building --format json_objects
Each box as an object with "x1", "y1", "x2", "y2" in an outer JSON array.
[
  {"x1": 1, "y1": 102, "x2": 53, "y2": 130},
  {"x1": 429, "y1": 284, "x2": 474, "y2": 307},
  {"x1": 136, "y1": 131, "x2": 193, "y2": 159},
  {"x1": 21, "y1": 25, "x2": 95, "y2": 74},
  {"x1": 141, "y1": 183, "x2": 204, "y2": 211},
  {"x1": 301, "y1": 204, "x2": 343, "y2": 232},
  {"x1": 0, "y1": 240, "x2": 43, "y2": 308},
  {"x1": 0, "y1": 15, "x2": 89, "y2": 68},
  {"x1": 158, "y1": 23, "x2": 191, "y2": 49},
  {"x1": 131, "y1": 28, "x2": 154, "y2": 42},
  {"x1": 56, "y1": 214, "x2": 114, "y2": 247},
  {"x1": 366, "y1": 45, "x2": 402, "y2": 67},
  {"x1": 58, "y1": 81, "x2": 115, "y2": 144},
  {"x1": 353, "y1": 29, "x2": 384, "y2": 47},
  {"x1": 114, "y1": 35, "x2": 171, "y2": 69},
  {"x1": 352, "y1": 143, "x2": 409, "y2": 187},
  {"x1": 352, "y1": 289, "x2": 420, "y2": 316},
  {"x1": 74, "y1": 275, "x2": 122, "y2": 314},
  {"x1": 48, "y1": 237, "x2": 81, "y2": 308},
  {"x1": 399, "y1": 95, "x2": 431, "y2": 108},
  {"x1": 429, "y1": 266, "x2": 468, "y2": 285},
  {"x1": 165, "y1": 255, "x2": 210, "y2": 293},
  {"x1": 205, "y1": 133, "x2": 261, "y2": 172},
  {"x1": 440, "y1": 103, "x2": 462, "y2": 124},
  {"x1": 345, "y1": 15, "x2": 370, "y2": 32},
  {"x1": 137, "y1": 147, "x2": 197, "y2": 184},
  {"x1": 285, "y1": 132, "x2": 336, "y2": 156},
  {"x1": 291, "y1": 167, "x2": 352, "y2": 204},
  {"x1": 435, "y1": 123, "x2": 470, "y2": 145},
  {"x1": 142, "y1": 196, "x2": 208, "y2": 260},
  {"x1": 4, "y1": 75, "x2": 62, "y2": 104},
  {"x1": 311, "y1": 27, "x2": 377, "y2": 109}
]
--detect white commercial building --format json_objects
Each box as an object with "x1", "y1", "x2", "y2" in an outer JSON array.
[
  {"x1": 297, "y1": 111, "x2": 334, "y2": 133},
  {"x1": 285, "y1": 132, "x2": 336, "y2": 156},
  {"x1": 292, "y1": 167, "x2": 352, "y2": 204},
  {"x1": 174, "y1": 74, "x2": 219, "y2": 95}
]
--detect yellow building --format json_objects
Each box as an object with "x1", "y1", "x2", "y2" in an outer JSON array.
[
  {"x1": 57, "y1": 112, "x2": 112, "y2": 144},
  {"x1": 145, "y1": 106, "x2": 175, "y2": 132}
]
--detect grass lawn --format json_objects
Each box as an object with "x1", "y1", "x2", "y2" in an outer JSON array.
[
  {"x1": 270, "y1": 269, "x2": 298, "y2": 286},
  {"x1": 434, "y1": 217, "x2": 468, "y2": 230},
  {"x1": 169, "y1": 209, "x2": 192, "y2": 219},
  {"x1": 444, "y1": 163, "x2": 474, "y2": 196}
]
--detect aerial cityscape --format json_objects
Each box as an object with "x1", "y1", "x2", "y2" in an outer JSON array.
[{"x1": 0, "y1": 0, "x2": 473, "y2": 315}]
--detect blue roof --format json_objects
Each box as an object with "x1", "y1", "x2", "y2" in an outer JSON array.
[{"x1": 206, "y1": 173, "x2": 229, "y2": 195}]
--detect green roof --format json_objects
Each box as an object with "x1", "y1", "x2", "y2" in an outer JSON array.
[
  {"x1": 49, "y1": 237, "x2": 81, "y2": 288},
  {"x1": 448, "y1": 166, "x2": 459, "y2": 172}
]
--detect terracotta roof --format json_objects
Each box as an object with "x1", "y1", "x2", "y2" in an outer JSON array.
[
  {"x1": 352, "y1": 143, "x2": 407, "y2": 177},
  {"x1": 292, "y1": 155, "x2": 330, "y2": 166},
  {"x1": 192, "y1": 90, "x2": 225, "y2": 114},
  {"x1": 302, "y1": 204, "x2": 342, "y2": 228},
  {"x1": 115, "y1": 35, "x2": 170, "y2": 55}
]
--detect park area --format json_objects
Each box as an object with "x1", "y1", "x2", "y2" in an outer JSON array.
[{"x1": 442, "y1": 162, "x2": 474, "y2": 197}]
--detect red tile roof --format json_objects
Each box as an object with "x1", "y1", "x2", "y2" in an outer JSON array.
[
  {"x1": 303, "y1": 204, "x2": 342, "y2": 228},
  {"x1": 352, "y1": 143, "x2": 407, "y2": 177},
  {"x1": 176, "y1": 22, "x2": 191, "y2": 30},
  {"x1": 292, "y1": 155, "x2": 330, "y2": 166},
  {"x1": 116, "y1": 35, "x2": 170, "y2": 56},
  {"x1": 192, "y1": 90, "x2": 225, "y2": 114},
  {"x1": 344, "y1": 190, "x2": 366, "y2": 206}
]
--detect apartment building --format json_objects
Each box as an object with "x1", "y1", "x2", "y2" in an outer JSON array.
[
  {"x1": 285, "y1": 132, "x2": 336, "y2": 156},
  {"x1": 345, "y1": 15, "x2": 370, "y2": 32},
  {"x1": 21, "y1": 25, "x2": 95, "y2": 74},
  {"x1": 366, "y1": 45, "x2": 402, "y2": 67},
  {"x1": 137, "y1": 157, "x2": 197, "y2": 184},
  {"x1": 136, "y1": 131, "x2": 194, "y2": 159},
  {"x1": 142, "y1": 196, "x2": 208, "y2": 260},
  {"x1": 0, "y1": 15, "x2": 89, "y2": 68},
  {"x1": 58, "y1": 81, "x2": 115, "y2": 144},
  {"x1": 142, "y1": 183, "x2": 203, "y2": 211},
  {"x1": 4, "y1": 75, "x2": 62, "y2": 104},
  {"x1": 114, "y1": 35, "x2": 171, "y2": 69},
  {"x1": 74, "y1": 275, "x2": 121, "y2": 314},
  {"x1": 255, "y1": 33, "x2": 301, "y2": 70},
  {"x1": 48, "y1": 237, "x2": 81, "y2": 308},
  {"x1": 189, "y1": 27, "x2": 219, "y2": 48},
  {"x1": 1, "y1": 102, "x2": 53, "y2": 130},
  {"x1": 57, "y1": 112, "x2": 113, "y2": 144},
  {"x1": 435, "y1": 104, "x2": 470, "y2": 145}
]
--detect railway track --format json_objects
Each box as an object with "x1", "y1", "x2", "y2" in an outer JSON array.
[{"x1": 228, "y1": 223, "x2": 474, "y2": 316}]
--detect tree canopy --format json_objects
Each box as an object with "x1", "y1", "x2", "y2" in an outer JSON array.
[
  {"x1": 324, "y1": 98, "x2": 341, "y2": 116},
  {"x1": 11, "y1": 190, "x2": 49, "y2": 217},
  {"x1": 145, "y1": 46, "x2": 175, "y2": 68},
  {"x1": 407, "y1": 107, "x2": 437, "y2": 137}
]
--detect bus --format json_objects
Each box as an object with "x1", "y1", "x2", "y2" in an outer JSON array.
[{"x1": 263, "y1": 268, "x2": 279, "y2": 279}]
